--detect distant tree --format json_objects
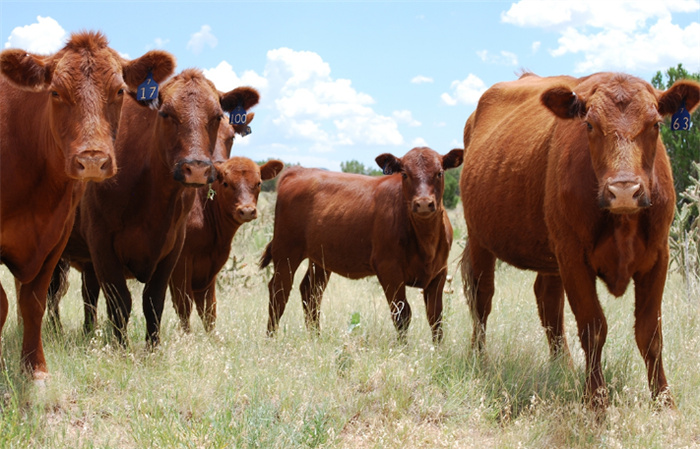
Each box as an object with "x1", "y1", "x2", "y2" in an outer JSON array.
[
  {"x1": 651, "y1": 64, "x2": 700, "y2": 197},
  {"x1": 443, "y1": 166, "x2": 461, "y2": 209},
  {"x1": 340, "y1": 160, "x2": 382, "y2": 176}
]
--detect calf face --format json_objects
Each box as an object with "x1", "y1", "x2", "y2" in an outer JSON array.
[
  {"x1": 541, "y1": 75, "x2": 700, "y2": 214},
  {"x1": 376, "y1": 147, "x2": 464, "y2": 217},
  {"x1": 155, "y1": 70, "x2": 260, "y2": 186},
  {"x1": 0, "y1": 31, "x2": 175, "y2": 182},
  {"x1": 213, "y1": 157, "x2": 284, "y2": 223}
]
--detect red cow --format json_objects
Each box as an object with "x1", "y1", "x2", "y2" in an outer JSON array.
[
  {"x1": 260, "y1": 147, "x2": 464, "y2": 342},
  {"x1": 0, "y1": 31, "x2": 175, "y2": 380},
  {"x1": 48, "y1": 70, "x2": 261, "y2": 346},
  {"x1": 459, "y1": 72, "x2": 700, "y2": 408},
  {"x1": 169, "y1": 154, "x2": 283, "y2": 332}
]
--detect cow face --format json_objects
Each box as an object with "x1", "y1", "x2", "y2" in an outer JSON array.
[
  {"x1": 213, "y1": 157, "x2": 284, "y2": 223},
  {"x1": 376, "y1": 147, "x2": 464, "y2": 217},
  {"x1": 0, "y1": 31, "x2": 175, "y2": 182},
  {"x1": 542, "y1": 75, "x2": 700, "y2": 214},
  {"x1": 156, "y1": 72, "x2": 260, "y2": 186}
]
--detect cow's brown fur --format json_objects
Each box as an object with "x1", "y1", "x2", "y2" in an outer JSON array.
[
  {"x1": 260, "y1": 147, "x2": 463, "y2": 342},
  {"x1": 0, "y1": 31, "x2": 175, "y2": 379},
  {"x1": 47, "y1": 70, "x2": 260, "y2": 346},
  {"x1": 169, "y1": 152, "x2": 283, "y2": 332},
  {"x1": 459, "y1": 72, "x2": 700, "y2": 408}
]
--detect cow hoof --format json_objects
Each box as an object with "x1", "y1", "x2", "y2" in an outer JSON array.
[{"x1": 32, "y1": 371, "x2": 50, "y2": 388}]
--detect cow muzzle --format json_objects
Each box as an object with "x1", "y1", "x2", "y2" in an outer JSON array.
[
  {"x1": 601, "y1": 176, "x2": 650, "y2": 213},
  {"x1": 236, "y1": 205, "x2": 258, "y2": 223},
  {"x1": 68, "y1": 151, "x2": 115, "y2": 181},
  {"x1": 412, "y1": 196, "x2": 437, "y2": 216},
  {"x1": 174, "y1": 160, "x2": 215, "y2": 186}
]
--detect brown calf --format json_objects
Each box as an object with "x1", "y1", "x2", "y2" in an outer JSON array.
[
  {"x1": 0, "y1": 31, "x2": 175, "y2": 379},
  {"x1": 48, "y1": 70, "x2": 261, "y2": 346},
  {"x1": 169, "y1": 154, "x2": 283, "y2": 332},
  {"x1": 459, "y1": 72, "x2": 700, "y2": 408},
  {"x1": 260, "y1": 147, "x2": 463, "y2": 342}
]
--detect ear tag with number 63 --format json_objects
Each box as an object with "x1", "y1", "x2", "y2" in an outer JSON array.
[
  {"x1": 136, "y1": 72, "x2": 159, "y2": 102},
  {"x1": 671, "y1": 101, "x2": 691, "y2": 132},
  {"x1": 229, "y1": 105, "x2": 247, "y2": 125}
]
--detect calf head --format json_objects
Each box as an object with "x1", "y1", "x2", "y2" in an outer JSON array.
[
  {"x1": 542, "y1": 74, "x2": 700, "y2": 214},
  {"x1": 212, "y1": 157, "x2": 284, "y2": 223},
  {"x1": 0, "y1": 31, "x2": 175, "y2": 181},
  {"x1": 376, "y1": 147, "x2": 464, "y2": 218},
  {"x1": 154, "y1": 69, "x2": 260, "y2": 186}
]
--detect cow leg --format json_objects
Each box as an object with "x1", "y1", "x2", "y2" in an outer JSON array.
[
  {"x1": 195, "y1": 286, "x2": 216, "y2": 333},
  {"x1": 380, "y1": 282, "x2": 411, "y2": 342},
  {"x1": 633, "y1": 254, "x2": 673, "y2": 407},
  {"x1": 461, "y1": 238, "x2": 496, "y2": 352},
  {"x1": 533, "y1": 273, "x2": 572, "y2": 363},
  {"x1": 0, "y1": 282, "x2": 8, "y2": 369},
  {"x1": 170, "y1": 279, "x2": 193, "y2": 333},
  {"x1": 423, "y1": 273, "x2": 446, "y2": 344},
  {"x1": 46, "y1": 258, "x2": 71, "y2": 333},
  {"x1": 81, "y1": 263, "x2": 101, "y2": 334},
  {"x1": 267, "y1": 256, "x2": 302, "y2": 336},
  {"x1": 559, "y1": 260, "x2": 608, "y2": 408},
  {"x1": 143, "y1": 248, "x2": 182, "y2": 347},
  {"x1": 299, "y1": 263, "x2": 331, "y2": 335}
]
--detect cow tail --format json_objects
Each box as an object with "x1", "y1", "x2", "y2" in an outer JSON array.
[
  {"x1": 459, "y1": 238, "x2": 477, "y2": 315},
  {"x1": 259, "y1": 242, "x2": 273, "y2": 269}
]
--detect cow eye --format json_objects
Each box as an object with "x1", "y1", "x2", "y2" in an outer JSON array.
[
  {"x1": 223, "y1": 181, "x2": 228, "y2": 188},
  {"x1": 401, "y1": 173, "x2": 407, "y2": 180},
  {"x1": 437, "y1": 171, "x2": 443, "y2": 179},
  {"x1": 117, "y1": 88, "x2": 124, "y2": 96},
  {"x1": 256, "y1": 182, "x2": 262, "y2": 189},
  {"x1": 585, "y1": 121, "x2": 593, "y2": 131},
  {"x1": 51, "y1": 91, "x2": 60, "y2": 99},
  {"x1": 159, "y1": 111, "x2": 169, "y2": 119},
  {"x1": 654, "y1": 122, "x2": 661, "y2": 130}
]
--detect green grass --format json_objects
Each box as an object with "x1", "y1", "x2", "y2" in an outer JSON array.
[{"x1": 1, "y1": 194, "x2": 699, "y2": 448}]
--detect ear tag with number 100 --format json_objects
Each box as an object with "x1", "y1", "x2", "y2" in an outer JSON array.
[
  {"x1": 136, "y1": 72, "x2": 159, "y2": 101},
  {"x1": 229, "y1": 105, "x2": 247, "y2": 125},
  {"x1": 671, "y1": 100, "x2": 691, "y2": 131}
]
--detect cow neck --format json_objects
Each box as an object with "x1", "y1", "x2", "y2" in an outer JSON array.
[
  {"x1": 407, "y1": 206, "x2": 447, "y2": 260},
  {"x1": 203, "y1": 186, "x2": 241, "y2": 247}
]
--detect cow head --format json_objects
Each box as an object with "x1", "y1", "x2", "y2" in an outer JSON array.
[
  {"x1": 376, "y1": 147, "x2": 464, "y2": 218},
  {"x1": 155, "y1": 70, "x2": 260, "y2": 186},
  {"x1": 212, "y1": 157, "x2": 284, "y2": 223},
  {"x1": 213, "y1": 112, "x2": 255, "y2": 163},
  {"x1": 0, "y1": 31, "x2": 175, "y2": 182},
  {"x1": 541, "y1": 74, "x2": 700, "y2": 214}
]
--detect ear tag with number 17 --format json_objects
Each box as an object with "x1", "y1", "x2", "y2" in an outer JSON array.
[
  {"x1": 671, "y1": 100, "x2": 691, "y2": 131},
  {"x1": 229, "y1": 105, "x2": 247, "y2": 125},
  {"x1": 136, "y1": 72, "x2": 159, "y2": 101}
]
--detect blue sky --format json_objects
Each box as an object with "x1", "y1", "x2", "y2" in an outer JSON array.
[{"x1": 2, "y1": 1, "x2": 699, "y2": 171}]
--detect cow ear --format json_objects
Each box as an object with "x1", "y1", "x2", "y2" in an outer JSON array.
[
  {"x1": 657, "y1": 79, "x2": 700, "y2": 116},
  {"x1": 260, "y1": 160, "x2": 284, "y2": 181},
  {"x1": 442, "y1": 148, "x2": 464, "y2": 170},
  {"x1": 0, "y1": 49, "x2": 53, "y2": 90},
  {"x1": 221, "y1": 86, "x2": 260, "y2": 112},
  {"x1": 121, "y1": 50, "x2": 176, "y2": 91},
  {"x1": 376, "y1": 153, "x2": 402, "y2": 175},
  {"x1": 541, "y1": 86, "x2": 586, "y2": 119}
]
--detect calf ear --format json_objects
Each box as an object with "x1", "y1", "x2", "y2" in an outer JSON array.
[
  {"x1": 541, "y1": 86, "x2": 586, "y2": 119},
  {"x1": 260, "y1": 160, "x2": 284, "y2": 181},
  {"x1": 375, "y1": 153, "x2": 402, "y2": 175},
  {"x1": 221, "y1": 86, "x2": 260, "y2": 112},
  {"x1": 121, "y1": 50, "x2": 176, "y2": 91},
  {"x1": 442, "y1": 148, "x2": 464, "y2": 170},
  {"x1": 657, "y1": 79, "x2": 700, "y2": 116},
  {"x1": 0, "y1": 50, "x2": 53, "y2": 90}
]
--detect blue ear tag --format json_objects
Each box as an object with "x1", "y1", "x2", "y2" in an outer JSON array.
[
  {"x1": 671, "y1": 101, "x2": 691, "y2": 131},
  {"x1": 240, "y1": 126, "x2": 252, "y2": 137},
  {"x1": 229, "y1": 105, "x2": 247, "y2": 125},
  {"x1": 382, "y1": 164, "x2": 392, "y2": 175},
  {"x1": 136, "y1": 72, "x2": 159, "y2": 101}
]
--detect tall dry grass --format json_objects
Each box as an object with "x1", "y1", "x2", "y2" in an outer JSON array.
[{"x1": 1, "y1": 194, "x2": 699, "y2": 448}]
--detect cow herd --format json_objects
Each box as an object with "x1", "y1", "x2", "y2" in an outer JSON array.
[{"x1": 0, "y1": 31, "x2": 699, "y2": 412}]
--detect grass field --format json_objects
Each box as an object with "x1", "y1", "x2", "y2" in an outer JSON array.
[{"x1": 1, "y1": 193, "x2": 699, "y2": 448}]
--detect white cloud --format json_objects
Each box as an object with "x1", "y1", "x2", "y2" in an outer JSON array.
[
  {"x1": 532, "y1": 41, "x2": 541, "y2": 53},
  {"x1": 441, "y1": 74, "x2": 487, "y2": 106},
  {"x1": 186, "y1": 25, "x2": 218, "y2": 55},
  {"x1": 411, "y1": 137, "x2": 429, "y2": 148},
  {"x1": 203, "y1": 60, "x2": 269, "y2": 92},
  {"x1": 392, "y1": 110, "x2": 421, "y2": 127},
  {"x1": 476, "y1": 49, "x2": 518, "y2": 66},
  {"x1": 411, "y1": 75, "x2": 434, "y2": 84},
  {"x1": 502, "y1": 0, "x2": 700, "y2": 73},
  {"x1": 153, "y1": 38, "x2": 170, "y2": 49},
  {"x1": 4, "y1": 16, "x2": 66, "y2": 54}
]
